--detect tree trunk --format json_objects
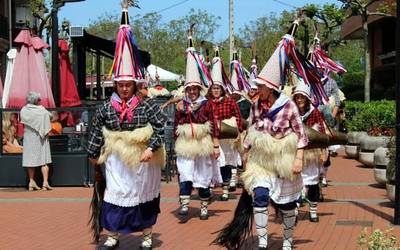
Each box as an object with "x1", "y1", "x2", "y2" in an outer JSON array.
[{"x1": 362, "y1": 16, "x2": 371, "y2": 102}]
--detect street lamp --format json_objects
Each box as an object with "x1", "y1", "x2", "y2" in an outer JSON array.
[{"x1": 51, "y1": 0, "x2": 85, "y2": 107}]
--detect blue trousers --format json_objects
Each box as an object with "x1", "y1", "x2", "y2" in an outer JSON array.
[
  {"x1": 253, "y1": 187, "x2": 297, "y2": 210},
  {"x1": 179, "y1": 181, "x2": 211, "y2": 199}
]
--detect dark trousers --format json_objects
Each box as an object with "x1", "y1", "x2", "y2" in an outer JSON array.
[
  {"x1": 306, "y1": 184, "x2": 320, "y2": 202},
  {"x1": 253, "y1": 187, "x2": 296, "y2": 210},
  {"x1": 220, "y1": 165, "x2": 233, "y2": 184},
  {"x1": 179, "y1": 181, "x2": 211, "y2": 199}
]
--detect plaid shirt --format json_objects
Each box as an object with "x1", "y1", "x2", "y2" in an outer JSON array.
[
  {"x1": 174, "y1": 99, "x2": 219, "y2": 138},
  {"x1": 210, "y1": 96, "x2": 244, "y2": 133},
  {"x1": 87, "y1": 98, "x2": 166, "y2": 158},
  {"x1": 323, "y1": 78, "x2": 340, "y2": 107},
  {"x1": 247, "y1": 98, "x2": 308, "y2": 149},
  {"x1": 304, "y1": 108, "x2": 326, "y2": 134}
]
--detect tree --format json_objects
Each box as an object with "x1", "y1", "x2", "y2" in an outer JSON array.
[
  {"x1": 338, "y1": 0, "x2": 396, "y2": 102},
  {"x1": 30, "y1": 0, "x2": 51, "y2": 38},
  {"x1": 303, "y1": 4, "x2": 346, "y2": 51}
]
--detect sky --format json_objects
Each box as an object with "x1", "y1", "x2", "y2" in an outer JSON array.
[{"x1": 59, "y1": 0, "x2": 338, "y2": 41}]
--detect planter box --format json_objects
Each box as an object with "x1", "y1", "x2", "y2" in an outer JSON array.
[
  {"x1": 0, "y1": 154, "x2": 89, "y2": 187},
  {"x1": 360, "y1": 136, "x2": 390, "y2": 152},
  {"x1": 386, "y1": 183, "x2": 395, "y2": 202},
  {"x1": 373, "y1": 168, "x2": 386, "y2": 185},
  {"x1": 347, "y1": 131, "x2": 368, "y2": 145},
  {"x1": 345, "y1": 145, "x2": 359, "y2": 158},
  {"x1": 358, "y1": 152, "x2": 374, "y2": 167},
  {"x1": 373, "y1": 147, "x2": 389, "y2": 167}
]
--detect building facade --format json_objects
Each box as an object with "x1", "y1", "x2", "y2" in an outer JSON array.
[{"x1": 341, "y1": 0, "x2": 396, "y2": 99}]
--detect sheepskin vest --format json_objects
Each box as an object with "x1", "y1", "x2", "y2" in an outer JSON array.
[
  {"x1": 303, "y1": 148, "x2": 322, "y2": 168},
  {"x1": 241, "y1": 126, "x2": 298, "y2": 192},
  {"x1": 97, "y1": 125, "x2": 165, "y2": 169},
  {"x1": 148, "y1": 87, "x2": 170, "y2": 97},
  {"x1": 175, "y1": 122, "x2": 213, "y2": 159}
]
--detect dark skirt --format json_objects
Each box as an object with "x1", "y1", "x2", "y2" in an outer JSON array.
[{"x1": 101, "y1": 195, "x2": 160, "y2": 234}]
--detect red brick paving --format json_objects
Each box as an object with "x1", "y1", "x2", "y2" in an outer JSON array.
[{"x1": 0, "y1": 149, "x2": 399, "y2": 250}]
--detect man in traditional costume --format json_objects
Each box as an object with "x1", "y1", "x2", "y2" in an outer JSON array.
[
  {"x1": 310, "y1": 36, "x2": 347, "y2": 187},
  {"x1": 224, "y1": 51, "x2": 252, "y2": 191},
  {"x1": 208, "y1": 47, "x2": 243, "y2": 201},
  {"x1": 214, "y1": 19, "x2": 330, "y2": 249},
  {"x1": 87, "y1": 2, "x2": 165, "y2": 249},
  {"x1": 174, "y1": 33, "x2": 221, "y2": 220},
  {"x1": 293, "y1": 79, "x2": 327, "y2": 222}
]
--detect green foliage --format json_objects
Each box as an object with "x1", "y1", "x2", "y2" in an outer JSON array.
[
  {"x1": 344, "y1": 100, "x2": 395, "y2": 135},
  {"x1": 342, "y1": 71, "x2": 364, "y2": 101},
  {"x1": 358, "y1": 227, "x2": 400, "y2": 250}
]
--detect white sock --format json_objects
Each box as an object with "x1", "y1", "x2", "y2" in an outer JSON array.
[
  {"x1": 254, "y1": 207, "x2": 268, "y2": 248},
  {"x1": 310, "y1": 202, "x2": 318, "y2": 219},
  {"x1": 104, "y1": 233, "x2": 119, "y2": 247},
  {"x1": 282, "y1": 209, "x2": 296, "y2": 250},
  {"x1": 230, "y1": 168, "x2": 237, "y2": 187},
  {"x1": 142, "y1": 228, "x2": 152, "y2": 247}
]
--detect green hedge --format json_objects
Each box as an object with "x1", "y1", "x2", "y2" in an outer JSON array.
[
  {"x1": 345, "y1": 100, "x2": 395, "y2": 135},
  {"x1": 342, "y1": 72, "x2": 364, "y2": 101}
]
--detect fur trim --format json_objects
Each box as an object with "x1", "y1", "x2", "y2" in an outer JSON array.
[
  {"x1": 303, "y1": 148, "x2": 322, "y2": 167},
  {"x1": 242, "y1": 127, "x2": 298, "y2": 192},
  {"x1": 175, "y1": 122, "x2": 213, "y2": 158},
  {"x1": 220, "y1": 117, "x2": 240, "y2": 148},
  {"x1": 98, "y1": 125, "x2": 165, "y2": 169},
  {"x1": 148, "y1": 87, "x2": 170, "y2": 97}
]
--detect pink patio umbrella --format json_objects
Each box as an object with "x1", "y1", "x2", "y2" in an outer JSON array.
[
  {"x1": 58, "y1": 39, "x2": 81, "y2": 125},
  {"x1": 6, "y1": 29, "x2": 55, "y2": 108}
]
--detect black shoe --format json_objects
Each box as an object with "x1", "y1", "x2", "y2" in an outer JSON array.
[
  {"x1": 309, "y1": 215, "x2": 319, "y2": 223},
  {"x1": 99, "y1": 240, "x2": 119, "y2": 250},
  {"x1": 178, "y1": 209, "x2": 188, "y2": 216},
  {"x1": 200, "y1": 213, "x2": 209, "y2": 220},
  {"x1": 330, "y1": 151, "x2": 338, "y2": 157},
  {"x1": 139, "y1": 246, "x2": 152, "y2": 250},
  {"x1": 220, "y1": 194, "x2": 229, "y2": 201}
]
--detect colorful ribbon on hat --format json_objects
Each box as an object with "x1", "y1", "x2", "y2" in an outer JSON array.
[
  {"x1": 312, "y1": 46, "x2": 347, "y2": 75},
  {"x1": 188, "y1": 50, "x2": 212, "y2": 87},
  {"x1": 109, "y1": 25, "x2": 143, "y2": 80},
  {"x1": 230, "y1": 61, "x2": 251, "y2": 93}
]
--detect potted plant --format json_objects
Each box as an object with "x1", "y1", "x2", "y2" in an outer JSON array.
[
  {"x1": 358, "y1": 227, "x2": 400, "y2": 249},
  {"x1": 386, "y1": 145, "x2": 396, "y2": 202},
  {"x1": 345, "y1": 101, "x2": 367, "y2": 158},
  {"x1": 347, "y1": 101, "x2": 395, "y2": 166},
  {"x1": 373, "y1": 147, "x2": 389, "y2": 186}
]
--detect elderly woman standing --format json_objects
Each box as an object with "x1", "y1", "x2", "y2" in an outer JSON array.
[{"x1": 20, "y1": 91, "x2": 53, "y2": 191}]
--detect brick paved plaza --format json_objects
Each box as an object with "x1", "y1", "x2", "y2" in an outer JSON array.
[{"x1": 0, "y1": 149, "x2": 399, "y2": 250}]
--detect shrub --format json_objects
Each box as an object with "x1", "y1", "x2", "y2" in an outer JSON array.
[
  {"x1": 345, "y1": 100, "x2": 395, "y2": 135},
  {"x1": 358, "y1": 227, "x2": 400, "y2": 250},
  {"x1": 342, "y1": 72, "x2": 364, "y2": 101}
]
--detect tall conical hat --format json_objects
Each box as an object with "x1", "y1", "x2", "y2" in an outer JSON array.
[
  {"x1": 110, "y1": 1, "x2": 143, "y2": 82},
  {"x1": 228, "y1": 50, "x2": 251, "y2": 95},
  {"x1": 293, "y1": 77, "x2": 311, "y2": 100},
  {"x1": 210, "y1": 47, "x2": 230, "y2": 91},
  {"x1": 254, "y1": 35, "x2": 294, "y2": 92},
  {"x1": 255, "y1": 18, "x2": 329, "y2": 105},
  {"x1": 184, "y1": 34, "x2": 212, "y2": 89}
]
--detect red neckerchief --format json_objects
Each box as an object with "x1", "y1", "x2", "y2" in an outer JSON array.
[{"x1": 111, "y1": 95, "x2": 141, "y2": 123}]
